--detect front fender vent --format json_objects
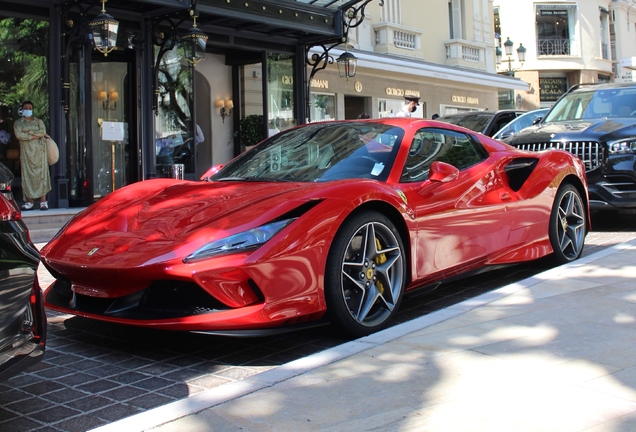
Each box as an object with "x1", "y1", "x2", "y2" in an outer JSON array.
[{"x1": 503, "y1": 158, "x2": 539, "y2": 192}]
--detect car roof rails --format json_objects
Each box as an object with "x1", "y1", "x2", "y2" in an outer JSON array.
[{"x1": 565, "y1": 83, "x2": 600, "y2": 94}]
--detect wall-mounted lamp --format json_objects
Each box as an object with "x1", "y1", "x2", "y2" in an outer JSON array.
[
  {"x1": 100, "y1": 91, "x2": 118, "y2": 111},
  {"x1": 89, "y1": 0, "x2": 119, "y2": 57},
  {"x1": 218, "y1": 99, "x2": 233, "y2": 123}
]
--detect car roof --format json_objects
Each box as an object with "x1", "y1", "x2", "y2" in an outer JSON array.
[
  {"x1": 437, "y1": 109, "x2": 523, "y2": 118},
  {"x1": 568, "y1": 82, "x2": 636, "y2": 93}
]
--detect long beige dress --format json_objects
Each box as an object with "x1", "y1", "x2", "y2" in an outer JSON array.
[{"x1": 13, "y1": 117, "x2": 51, "y2": 200}]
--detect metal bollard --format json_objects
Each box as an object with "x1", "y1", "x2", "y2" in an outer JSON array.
[{"x1": 170, "y1": 164, "x2": 185, "y2": 180}]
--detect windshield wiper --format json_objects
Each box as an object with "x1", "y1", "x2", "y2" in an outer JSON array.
[{"x1": 215, "y1": 176, "x2": 294, "y2": 182}]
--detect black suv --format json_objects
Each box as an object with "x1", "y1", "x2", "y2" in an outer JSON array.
[
  {"x1": 436, "y1": 110, "x2": 525, "y2": 137},
  {"x1": 507, "y1": 83, "x2": 636, "y2": 213}
]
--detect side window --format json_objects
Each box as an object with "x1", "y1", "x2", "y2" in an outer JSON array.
[
  {"x1": 491, "y1": 113, "x2": 516, "y2": 135},
  {"x1": 400, "y1": 128, "x2": 487, "y2": 183}
]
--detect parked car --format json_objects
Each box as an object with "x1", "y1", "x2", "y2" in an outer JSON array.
[
  {"x1": 493, "y1": 108, "x2": 550, "y2": 142},
  {"x1": 435, "y1": 109, "x2": 525, "y2": 137},
  {"x1": 506, "y1": 83, "x2": 636, "y2": 213},
  {"x1": 41, "y1": 118, "x2": 588, "y2": 338},
  {"x1": 0, "y1": 163, "x2": 46, "y2": 381}
]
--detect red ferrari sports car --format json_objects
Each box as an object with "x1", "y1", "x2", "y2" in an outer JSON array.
[{"x1": 41, "y1": 118, "x2": 589, "y2": 337}]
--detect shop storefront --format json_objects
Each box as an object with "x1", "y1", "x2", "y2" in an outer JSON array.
[
  {"x1": 0, "y1": 0, "x2": 357, "y2": 208},
  {"x1": 306, "y1": 49, "x2": 525, "y2": 122}
]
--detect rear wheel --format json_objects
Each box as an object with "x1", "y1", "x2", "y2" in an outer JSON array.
[
  {"x1": 549, "y1": 184, "x2": 586, "y2": 264},
  {"x1": 325, "y1": 211, "x2": 405, "y2": 338}
]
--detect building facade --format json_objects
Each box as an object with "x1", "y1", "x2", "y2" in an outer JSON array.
[
  {"x1": 0, "y1": 0, "x2": 525, "y2": 209},
  {"x1": 493, "y1": 0, "x2": 636, "y2": 110}
]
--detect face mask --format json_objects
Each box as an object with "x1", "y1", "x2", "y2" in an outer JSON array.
[
  {"x1": 409, "y1": 105, "x2": 417, "y2": 113},
  {"x1": 23, "y1": 110, "x2": 33, "y2": 117}
]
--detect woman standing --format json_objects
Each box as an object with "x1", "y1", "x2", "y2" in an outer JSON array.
[{"x1": 13, "y1": 101, "x2": 51, "y2": 210}]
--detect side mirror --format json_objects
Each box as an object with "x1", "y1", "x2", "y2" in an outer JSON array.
[
  {"x1": 429, "y1": 161, "x2": 459, "y2": 183},
  {"x1": 499, "y1": 130, "x2": 515, "y2": 140},
  {"x1": 200, "y1": 164, "x2": 224, "y2": 181}
]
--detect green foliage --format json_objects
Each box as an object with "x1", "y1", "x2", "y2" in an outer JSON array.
[
  {"x1": 240, "y1": 115, "x2": 265, "y2": 147},
  {"x1": 0, "y1": 18, "x2": 49, "y2": 125}
]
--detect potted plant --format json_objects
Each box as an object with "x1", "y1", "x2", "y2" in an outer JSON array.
[{"x1": 239, "y1": 114, "x2": 265, "y2": 151}]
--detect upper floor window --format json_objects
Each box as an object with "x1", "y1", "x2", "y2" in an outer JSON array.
[
  {"x1": 449, "y1": 0, "x2": 466, "y2": 40},
  {"x1": 599, "y1": 8, "x2": 610, "y2": 60},
  {"x1": 381, "y1": 0, "x2": 402, "y2": 24},
  {"x1": 536, "y1": 5, "x2": 576, "y2": 56}
]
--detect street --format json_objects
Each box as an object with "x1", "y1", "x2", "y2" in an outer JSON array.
[{"x1": 0, "y1": 213, "x2": 634, "y2": 432}]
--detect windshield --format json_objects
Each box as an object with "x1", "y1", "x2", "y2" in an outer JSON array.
[
  {"x1": 544, "y1": 87, "x2": 636, "y2": 122},
  {"x1": 438, "y1": 113, "x2": 493, "y2": 134},
  {"x1": 493, "y1": 109, "x2": 548, "y2": 139},
  {"x1": 210, "y1": 122, "x2": 404, "y2": 183}
]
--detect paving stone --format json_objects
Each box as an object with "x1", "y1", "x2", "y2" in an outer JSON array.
[
  {"x1": 64, "y1": 395, "x2": 113, "y2": 412},
  {"x1": 0, "y1": 406, "x2": 20, "y2": 422},
  {"x1": 5, "y1": 396, "x2": 55, "y2": 415},
  {"x1": 76, "y1": 379, "x2": 120, "y2": 393},
  {"x1": 54, "y1": 372, "x2": 99, "y2": 387},
  {"x1": 100, "y1": 385, "x2": 147, "y2": 402},
  {"x1": 21, "y1": 380, "x2": 66, "y2": 396},
  {"x1": 131, "y1": 377, "x2": 174, "y2": 391},
  {"x1": 127, "y1": 392, "x2": 175, "y2": 409},
  {"x1": 28, "y1": 405, "x2": 81, "y2": 423},
  {"x1": 0, "y1": 415, "x2": 43, "y2": 431},
  {"x1": 109, "y1": 371, "x2": 150, "y2": 385},
  {"x1": 0, "y1": 387, "x2": 33, "y2": 405},
  {"x1": 53, "y1": 414, "x2": 107, "y2": 432},
  {"x1": 156, "y1": 383, "x2": 194, "y2": 399},
  {"x1": 92, "y1": 403, "x2": 143, "y2": 422},
  {"x1": 37, "y1": 365, "x2": 75, "y2": 379},
  {"x1": 46, "y1": 388, "x2": 89, "y2": 404}
]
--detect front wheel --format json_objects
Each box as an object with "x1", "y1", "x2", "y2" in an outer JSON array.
[
  {"x1": 325, "y1": 211, "x2": 406, "y2": 338},
  {"x1": 549, "y1": 184, "x2": 586, "y2": 264}
]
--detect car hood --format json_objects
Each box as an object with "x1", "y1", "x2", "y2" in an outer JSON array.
[
  {"x1": 42, "y1": 179, "x2": 329, "y2": 267},
  {"x1": 508, "y1": 118, "x2": 636, "y2": 145}
]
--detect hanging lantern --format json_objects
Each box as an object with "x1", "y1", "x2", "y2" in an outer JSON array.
[
  {"x1": 182, "y1": 12, "x2": 207, "y2": 66},
  {"x1": 336, "y1": 51, "x2": 357, "y2": 79},
  {"x1": 89, "y1": 0, "x2": 119, "y2": 57}
]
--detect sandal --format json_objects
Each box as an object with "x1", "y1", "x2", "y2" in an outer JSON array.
[
  {"x1": 40, "y1": 201, "x2": 48, "y2": 211},
  {"x1": 21, "y1": 202, "x2": 34, "y2": 211}
]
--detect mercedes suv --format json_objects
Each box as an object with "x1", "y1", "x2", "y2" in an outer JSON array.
[{"x1": 507, "y1": 82, "x2": 636, "y2": 213}]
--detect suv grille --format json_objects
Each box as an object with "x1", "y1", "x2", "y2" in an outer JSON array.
[{"x1": 515, "y1": 141, "x2": 602, "y2": 171}]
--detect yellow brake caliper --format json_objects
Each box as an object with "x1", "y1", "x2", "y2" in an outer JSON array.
[{"x1": 375, "y1": 238, "x2": 386, "y2": 295}]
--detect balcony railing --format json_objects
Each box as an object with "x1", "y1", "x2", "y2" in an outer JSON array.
[
  {"x1": 373, "y1": 23, "x2": 422, "y2": 55},
  {"x1": 394, "y1": 30, "x2": 416, "y2": 50},
  {"x1": 444, "y1": 39, "x2": 488, "y2": 71},
  {"x1": 537, "y1": 38, "x2": 571, "y2": 56}
]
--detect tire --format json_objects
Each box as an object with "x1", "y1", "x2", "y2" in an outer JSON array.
[
  {"x1": 325, "y1": 211, "x2": 406, "y2": 338},
  {"x1": 549, "y1": 184, "x2": 586, "y2": 264}
]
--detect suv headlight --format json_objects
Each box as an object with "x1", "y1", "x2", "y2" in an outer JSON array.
[
  {"x1": 184, "y1": 219, "x2": 295, "y2": 263},
  {"x1": 608, "y1": 138, "x2": 636, "y2": 154}
]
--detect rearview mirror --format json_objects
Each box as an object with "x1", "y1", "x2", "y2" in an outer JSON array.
[{"x1": 429, "y1": 161, "x2": 459, "y2": 183}]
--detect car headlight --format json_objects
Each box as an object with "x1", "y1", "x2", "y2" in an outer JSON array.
[
  {"x1": 608, "y1": 138, "x2": 636, "y2": 154},
  {"x1": 183, "y1": 219, "x2": 296, "y2": 263}
]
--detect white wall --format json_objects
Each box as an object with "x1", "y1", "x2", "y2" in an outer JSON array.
[{"x1": 194, "y1": 54, "x2": 235, "y2": 170}]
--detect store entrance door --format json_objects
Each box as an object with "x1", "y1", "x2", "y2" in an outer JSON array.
[{"x1": 91, "y1": 51, "x2": 139, "y2": 199}]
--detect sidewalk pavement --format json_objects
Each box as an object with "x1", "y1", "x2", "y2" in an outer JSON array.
[{"x1": 89, "y1": 239, "x2": 636, "y2": 432}]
